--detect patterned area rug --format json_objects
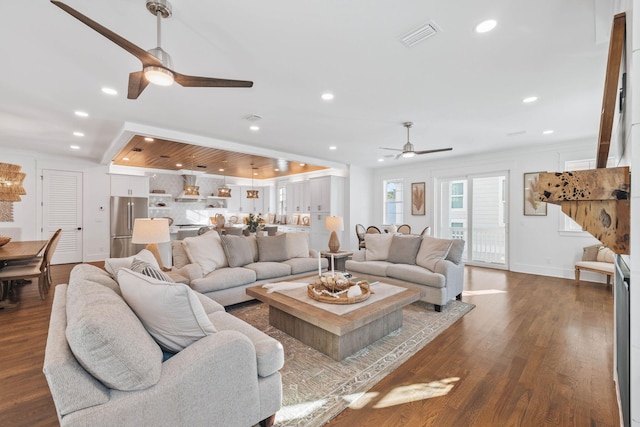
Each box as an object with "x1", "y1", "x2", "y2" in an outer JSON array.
[{"x1": 228, "y1": 299, "x2": 475, "y2": 426}]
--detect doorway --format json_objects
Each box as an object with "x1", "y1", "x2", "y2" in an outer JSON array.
[
  {"x1": 42, "y1": 169, "x2": 83, "y2": 264},
  {"x1": 436, "y1": 172, "x2": 508, "y2": 268}
]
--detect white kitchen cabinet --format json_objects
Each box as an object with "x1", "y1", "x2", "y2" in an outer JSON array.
[
  {"x1": 227, "y1": 186, "x2": 269, "y2": 215},
  {"x1": 110, "y1": 175, "x2": 149, "y2": 197},
  {"x1": 310, "y1": 176, "x2": 344, "y2": 214},
  {"x1": 302, "y1": 180, "x2": 311, "y2": 212}
]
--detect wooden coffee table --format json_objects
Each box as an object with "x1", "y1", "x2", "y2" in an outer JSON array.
[{"x1": 246, "y1": 278, "x2": 421, "y2": 361}]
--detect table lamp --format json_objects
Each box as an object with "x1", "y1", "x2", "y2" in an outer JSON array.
[
  {"x1": 325, "y1": 216, "x2": 344, "y2": 253},
  {"x1": 131, "y1": 218, "x2": 170, "y2": 269}
]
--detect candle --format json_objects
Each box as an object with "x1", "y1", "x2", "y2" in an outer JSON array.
[
  {"x1": 331, "y1": 254, "x2": 335, "y2": 276},
  {"x1": 318, "y1": 252, "x2": 322, "y2": 277}
]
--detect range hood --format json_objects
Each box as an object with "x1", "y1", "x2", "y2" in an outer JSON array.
[{"x1": 175, "y1": 174, "x2": 206, "y2": 202}]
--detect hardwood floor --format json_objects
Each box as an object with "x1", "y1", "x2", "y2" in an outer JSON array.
[{"x1": 0, "y1": 264, "x2": 619, "y2": 426}]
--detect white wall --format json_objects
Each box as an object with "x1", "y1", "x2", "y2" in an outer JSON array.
[
  {"x1": 345, "y1": 165, "x2": 374, "y2": 251},
  {"x1": 372, "y1": 139, "x2": 604, "y2": 280},
  {"x1": 1, "y1": 149, "x2": 111, "y2": 263}
]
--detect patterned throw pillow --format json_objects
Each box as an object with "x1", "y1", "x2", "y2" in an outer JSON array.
[{"x1": 130, "y1": 258, "x2": 174, "y2": 282}]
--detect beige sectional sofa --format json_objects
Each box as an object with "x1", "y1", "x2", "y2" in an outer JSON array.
[
  {"x1": 171, "y1": 231, "x2": 329, "y2": 306},
  {"x1": 43, "y1": 259, "x2": 284, "y2": 427},
  {"x1": 345, "y1": 233, "x2": 465, "y2": 311}
]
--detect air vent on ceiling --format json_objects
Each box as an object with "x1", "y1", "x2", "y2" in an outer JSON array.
[
  {"x1": 507, "y1": 130, "x2": 526, "y2": 137},
  {"x1": 401, "y1": 20, "x2": 441, "y2": 47},
  {"x1": 243, "y1": 114, "x2": 263, "y2": 122}
]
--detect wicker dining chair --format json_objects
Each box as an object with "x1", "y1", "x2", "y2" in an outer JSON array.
[
  {"x1": 366, "y1": 225, "x2": 381, "y2": 234},
  {"x1": 420, "y1": 226, "x2": 431, "y2": 236},
  {"x1": 355, "y1": 224, "x2": 366, "y2": 250},
  {"x1": 397, "y1": 224, "x2": 411, "y2": 234}
]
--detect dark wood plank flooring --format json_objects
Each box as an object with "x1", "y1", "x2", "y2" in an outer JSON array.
[{"x1": 0, "y1": 264, "x2": 619, "y2": 426}]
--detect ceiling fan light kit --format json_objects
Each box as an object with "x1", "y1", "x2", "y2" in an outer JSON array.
[{"x1": 50, "y1": 0, "x2": 253, "y2": 99}]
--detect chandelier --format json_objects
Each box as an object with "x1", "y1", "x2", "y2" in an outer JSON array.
[
  {"x1": 217, "y1": 169, "x2": 232, "y2": 198},
  {"x1": 0, "y1": 162, "x2": 26, "y2": 202},
  {"x1": 246, "y1": 164, "x2": 259, "y2": 199}
]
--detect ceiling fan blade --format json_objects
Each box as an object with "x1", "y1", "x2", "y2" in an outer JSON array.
[
  {"x1": 415, "y1": 148, "x2": 453, "y2": 155},
  {"x1": 379, "y1": 147, "x2": 402, "y2": 152},
  {"x1": 174, "y1": 72, "x2": 253, "y2": 88},
  {"x1": 127, "y1": 71, "x2": 150, "y2": 100},
  {"x1": 395, "y1": 153, "x2": 403, "y2": 160},
  {"x1": 50, "y1": 1, "x2": 162, "y2": 67}
]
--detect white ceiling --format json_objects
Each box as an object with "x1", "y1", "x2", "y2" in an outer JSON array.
[{"x1": 0, "y1": 0, "x2": 613, "y2": 169}]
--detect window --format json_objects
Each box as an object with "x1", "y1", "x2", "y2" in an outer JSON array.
[
  {"x1": 499, "y1": 177, "x2": 506, "y2": 226},
  {"x1": 450, "y1": 181, "x2": 465, "y2": 209},
  {"x1": 383, "y1": 179, "x2": 404, "y2": 224},
  {"x1": 562, "y1": 158, "x2": 614, "y2": 232}
]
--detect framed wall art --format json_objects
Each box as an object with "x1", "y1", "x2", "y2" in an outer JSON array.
[
  {"x1": 523, "y1": 172, "x2": 547, "y2": 216},
  {"x1": 411, "y1": 182, "x2": 426, "y2": 216}
]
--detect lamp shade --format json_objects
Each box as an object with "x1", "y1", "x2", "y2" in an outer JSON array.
[
  {"x1": 325, "y1": 216, "x2": 344, "y2": 232},
  {"x1": 131, "y1": 218, "x2": 170, "y2": 244}
]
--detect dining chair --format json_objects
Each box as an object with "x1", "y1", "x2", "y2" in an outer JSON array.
[
  {"x1": 0, "y1": 228, "x2": 62, "y2": 300},
  {"x1": 366, "y1": 226, "x2": 381, "y2": 234},
  {"x1": 397, "y1": 224, "x2": 411, "y2": 234},
  {"x1": 355, "y1": 224, "x2": 366, "y2": 250}
]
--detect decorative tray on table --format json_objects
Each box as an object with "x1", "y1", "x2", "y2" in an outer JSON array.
[{"x1": 307, "y1": 272, "x2": 372, "y2": 305}]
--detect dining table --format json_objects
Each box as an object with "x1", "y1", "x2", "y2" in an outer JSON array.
[{"x1": 0, "y1": 239, "x2": 49, "y2": 308}]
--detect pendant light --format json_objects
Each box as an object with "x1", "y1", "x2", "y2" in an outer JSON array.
[
  {"x1": 217, "y1": 164, "x2": 231, "y2": 198},
  {"x1": 246, "y1": 163, "x2": 259, "y2": 199}
]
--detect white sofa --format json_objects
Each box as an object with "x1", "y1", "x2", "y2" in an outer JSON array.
[
  {"x1": 43, "y1": 261, "x2": 284, "y2": 427},
  {"x1": 345, "y1": 234, "x2": 465, "y2": 311},
  {"x1": 171, "y1": 231, "x2": 329, "y2": 306}
]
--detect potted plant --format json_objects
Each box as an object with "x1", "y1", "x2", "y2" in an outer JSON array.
[{"x1": 246, "y1": 213, "x2": 262, "y2": 233}]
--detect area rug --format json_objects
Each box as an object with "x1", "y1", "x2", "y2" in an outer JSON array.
[{"x1": 228, "y1": 299, "x2": 475, "y2": 426}]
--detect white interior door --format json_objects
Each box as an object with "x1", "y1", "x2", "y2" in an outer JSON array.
[{"x1": 43, "y1": 169, "x2": 83, "y2": 264}]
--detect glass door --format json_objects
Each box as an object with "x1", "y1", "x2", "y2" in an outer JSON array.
[{"x1": 437, "y1": 172, "x2": 508, "y2": 268}]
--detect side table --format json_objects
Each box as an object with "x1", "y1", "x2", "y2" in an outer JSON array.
[{"x1": 320, "y1": 250, "x2": 354, "y2": 272}]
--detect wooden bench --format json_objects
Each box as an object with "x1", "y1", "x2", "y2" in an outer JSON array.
[{"x1": 575, "y1": 244, "x2": 614, "y2": 285}]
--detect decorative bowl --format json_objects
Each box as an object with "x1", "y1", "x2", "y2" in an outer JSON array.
[{"x1": 0, "y1": 236, "x2": 11, "y2": 247}]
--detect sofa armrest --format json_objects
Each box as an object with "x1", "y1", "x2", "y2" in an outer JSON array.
[
  {"x1": 67, "y1": 331, "x2": 265, "y2": 427},
  {"x1": 433, "y1": 259, "x2": 465, "y2": 297},
  {"x1": 351, "y1": 250, "x2": 366, "y2": 262}
]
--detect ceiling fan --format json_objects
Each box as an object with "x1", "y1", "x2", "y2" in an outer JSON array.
[
  {"x1": 50, "y1": 0, "x2": 253, "y2": 99},
  {"x1": 380, "y1": 122, "x2": 453, "y2": 159}
]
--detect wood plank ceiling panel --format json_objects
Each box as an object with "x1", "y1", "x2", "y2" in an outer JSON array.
[{"x1": 111, "y1": 135, "x2": 327, "y2": 179}]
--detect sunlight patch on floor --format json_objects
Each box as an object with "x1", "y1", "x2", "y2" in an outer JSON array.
[
  {"x1": 342, "y1": 391, "x2": 379, "y2": 409},
  {"x1": 463, "y1": 289, "x2": 507, "y2": 296},
  {"x1": 372, "y1": 377, "x2": 460, "y2": 408},
  {"x1": 275, "y1": 398, "x2": 328, "y2": 423}
]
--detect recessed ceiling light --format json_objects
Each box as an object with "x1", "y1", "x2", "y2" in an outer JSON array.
[
  {"x1": 70, "y1": 145, "x2": 80, "y2": 150},
  {"x1": 250, "y1": 125, "x2": 260, "y2": 131},
  {"x1": 73, "y1": 131, "x2": 84, "y2": 137},
  {"x1": 274, "y1": 168, "x2": 280, "y2": 172},
  {"x1": 176, "y1": 163, "x2": 182, "y2": 167},
  {"x1": 123, "y1": 157, "x2": 130, "y2": 161},
  {"x1": 329, "y1": 146, "x2": 337, "y2": 150},
  {"x1": 101, "y1": 87, "x2": 118, "y2": 95},
  {"x1": 321, "y1": 93, "x2": 334, "y2": 101},
  {"x1": 253, "y1": 172, "x2": 258, "y2": 176},
  {"x1": 299, "y1": 163, "x2": 306, "y2": 166},
  {"x1": 74, "y1": 111, "x2": 89, "y2": 118},
  {"x1": 218, "y1": 168, "x2": 225, "y2": 172},
  {"x1": 543, "y1": 130, "x2": 554, "y2": 135},
  {"x1": 144, "y1": 137, "x2": 154, "y2": 142},
  {"x1": 522, "y1": 96, "x2": 538, "y2": 103},
  {"x1": 378, "y1": 158, "x2": 384, "y2": 162},
  {"x1": 475, "y1": 19, "x2": 497, "y2": 33}
]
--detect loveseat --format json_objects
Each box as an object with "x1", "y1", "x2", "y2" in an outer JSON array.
[
  {"x1": 43, "y1": 257, "x2": 284, "y2": 427},
  {"x1": 171, "y1": 231, "x2": 329, "y2": 306},
  {"x1": 345, "y1": 233, "x2": 465, "y2": 311},
  {"x1": 575, "y1": 244, "x2": 615, "y2": 285}
]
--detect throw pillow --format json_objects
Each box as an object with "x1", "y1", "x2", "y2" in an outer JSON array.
[
  {"x1": 130, "y1": 258, "x2": 174, "y2": 282},
  {"x1": 446, "y1": 239, "x2": 465, "y2": 264},
  {"x1": 597, "y1": 246, "x2": 615, "y2": 263},
  {"x1": 386, "y1": 234, "x2": 422, "y2": 265},
  {"x1": 246, "y1": 234, "x2": 259, "y2": 262},
  {"x1": 415, "y1": 236, "x2": 453, "y2": 271},
  {"x1": 171, "y1": 240, "x2": 190, "y2": 269},
  {"x1": 364, "y1": 233, "x2": 393, "y2": 261},
  {"x1": 65, "y1": 279, "x2": 163, "y2": 391},
  {"x1": 220, "y1": 235, "x2": 254, "y2": 267},
  {"x1": 286, "y1": 232, "x2": 310, "y2": 258},
  {"x1": 104, "y1": 249, "x2": 159, "y2": 277},
  {"x1": 256, "y1": 233, "x2": 289, "y2": 262},
  {"x1": 182, "y1": 231, "x2": 228, "y2": 275},
  {"x1": 117, "y1": 268, "x2": 217, "y2": 353}
]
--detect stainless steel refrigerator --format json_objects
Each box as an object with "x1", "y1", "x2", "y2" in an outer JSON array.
[{"x1": 110, "y1": 196, "x2": 149, "y2": 258}]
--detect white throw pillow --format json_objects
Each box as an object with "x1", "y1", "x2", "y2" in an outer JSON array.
[
  {"x1": 104, "y1": 249, "x2": 159, "y2": 277},
  {"x1": 365, "y1": 233, "x2": 393, "y2": 261},
  {"x1": 117, "y1": 268, "x2": 217, "y2": 353},
  {"x1": 415, "y1": 236, "x2": 453, "y2": 271},
  {"x1": 286, "y1": 232, "x2": 310, "y2": 258},
  {"x1": 182, "y1": 231, "x2": 228, "y2": 275}
]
